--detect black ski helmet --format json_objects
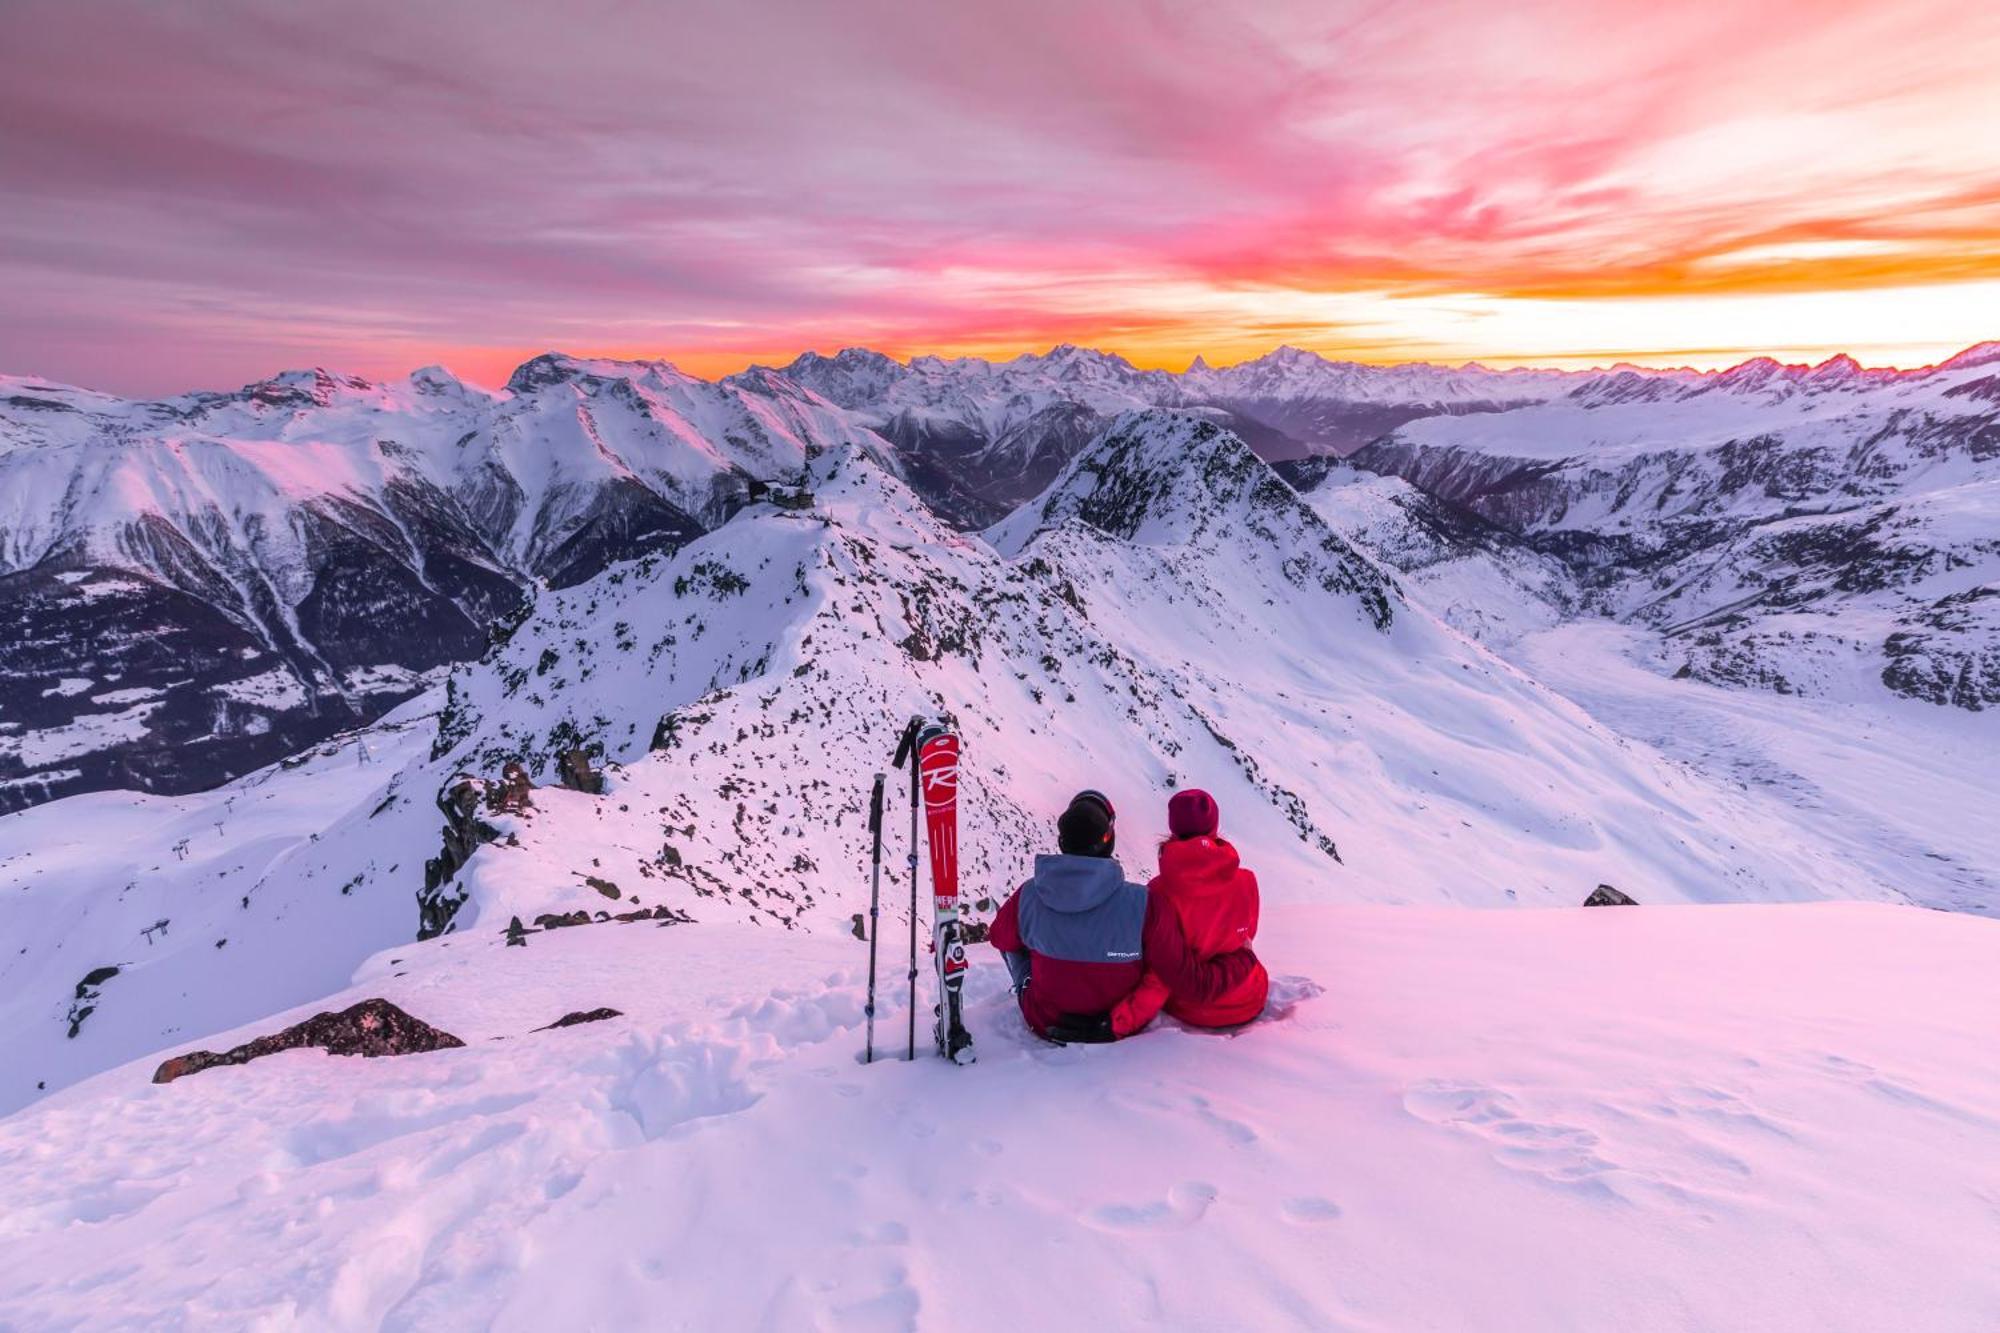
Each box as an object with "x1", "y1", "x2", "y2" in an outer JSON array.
[{"x1": 1058, "y1": 789, "x2": 1117, "y2": 857}]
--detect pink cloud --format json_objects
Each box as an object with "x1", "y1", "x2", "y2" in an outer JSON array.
[{"x1": 1, "y1": 0, "x2": 1996, "y2": 393}]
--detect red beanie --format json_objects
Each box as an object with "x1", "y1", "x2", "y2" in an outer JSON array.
[{"x1": 1167, "y1": 788, "x2": 1219, "y2": 839}]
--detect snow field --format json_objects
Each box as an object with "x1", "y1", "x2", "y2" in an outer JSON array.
[
  {"x1": 0, "y1": 700, "x2": 444, "y2": 1117},
  {"x1": 1, "y1": 902, "x2": 1994, "y2": 1331}
]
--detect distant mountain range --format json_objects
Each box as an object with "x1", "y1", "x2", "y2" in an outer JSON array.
[{"x1": 3, "y1": 342, "x2": 1996, "y2": 810}]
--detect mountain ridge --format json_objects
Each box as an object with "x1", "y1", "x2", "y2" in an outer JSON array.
[{"x1": 5, "y1": 341, "x2": 1998, "y2": 812}]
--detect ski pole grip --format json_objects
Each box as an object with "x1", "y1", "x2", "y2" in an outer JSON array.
[
  {"x1": 892, "y1": 714, "x2": 924, "y2": 769},
  {"x1": 868, "y1": 772, "x2": 885, "y2": 835}
]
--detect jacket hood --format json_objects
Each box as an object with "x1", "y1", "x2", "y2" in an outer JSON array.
[
  {"x1": 1156, "y1": 836, "x2": 1242, "y2": 897},
  {"x1": 1029, "y1": 853, "x2": 1134, "y2": 913}
]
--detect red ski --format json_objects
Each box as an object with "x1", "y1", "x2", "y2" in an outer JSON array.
[{"x1": 896, "y1": 717, "x2": 976, "y2": 1064}]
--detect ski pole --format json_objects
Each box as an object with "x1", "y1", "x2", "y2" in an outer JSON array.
[
  {"x1": 864, "y1": 772, "x2": 886, "y2": 1065},
  {"x1": 906, "y1": 745, "x2": 920, "y2": 1062},
  {"x1": 892, "y1": 715, "x2": 924, "y2": 1062}
]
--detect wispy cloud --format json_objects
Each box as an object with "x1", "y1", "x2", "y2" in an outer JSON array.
[{"x1": 2, "y1": 0, "x2": 1996, "y2": 392}]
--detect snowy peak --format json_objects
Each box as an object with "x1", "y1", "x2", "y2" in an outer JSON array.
[
  {"x1": 773, "y1": 347, "x2": 910, "y2": 404},
  {"x1": 407, "y1": 364, "x2": 485, "y2": 400},
  {"x1": 1018, "y1": 344, "x2": 1149, "y2": 386},
  {"x1": 1565, "y1": 368, "x2": 1695, "y2": 407},
  {"x1": 1937, "y1": 341, "x2": 2000, "y2": 372},
  {"x1": 505, "y1": 352, "x2": 580, "y2": 394},
  {"x1": 1807, "y1": 352, "x2": 1863, "y2": 383},
  {"x1": 503, "y1": 351, "x2": 692, "y2": 396},
  {"x1": 166, "y1": 366, "x2": 386, "y2": 416},
  {"x1": 1192, "y1": 346, "x2": 1579, "y2": 409},
  {"x1": 248, "y1": 367, "x2": 376, "y2": 406},
  {"x1": 989, "y1": 410, "x2": 1261, "y2": 548},
  {"x1": 1711, "y1": 355, "x2": 1788, "y2": 388},
  {"x1": 988, "y1": 409, "x2": 1398, "y2": 630}
]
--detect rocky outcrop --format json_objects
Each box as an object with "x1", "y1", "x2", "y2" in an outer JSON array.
[
  {"x1": 1880, "y1": 585, "x2": 2000, "y2": 710},
  {"x1": 65, "y1": 966, "x2": 121, "y2": 1039},
  {"x1": 556, "y1": 747, "x2": 605, "y2": 795},
  {"x1": 491, "y1": 762, "x2": 534, "y2": 813},
  {"x1": 418, "y1": 774, "x2": 505, "y2": 939},
  {"x1": 520, "y1": 904, "x2": 692, "y2": 933},
  {"x1": 151, "y1": 999, "x2": 464, "y2": 1084},
  {"x1": 535, "y1": 1008, "x2": 623, "y2": 1031},
  {"x1": 1584, "y1": 884, "x2": 1638, "y2": 907}
]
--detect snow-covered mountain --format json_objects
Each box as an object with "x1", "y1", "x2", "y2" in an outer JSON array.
[
  {"x1": 4, "y1": 410, "x2": 1924, "y2": 1119},
  {"x1": 0, "y1": 343, "x2": 1596, "y2": 813},
  {"x1": 423, "y1": 411, "x2": 1895, "y2": 934},
  {"x1": 1338, "y1": 345, "x2": 2000, "y2": 710},
  {"x1": 1280, "y1": 454, "x2": 1582, "y2": 648},
  {"x1": 0, "y1": 356, "x2": 881, "y2": 811},
  {"x1": 7, "y1": 340, "x2": 1998, "y2": 820},
  {"x1": 776, "y1": 344, "x2": 1573, "y2": 524}
]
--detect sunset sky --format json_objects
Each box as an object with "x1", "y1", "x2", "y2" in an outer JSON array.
[{"x1": 3, "y1": 0, "x2": 1998, "y2": 395}]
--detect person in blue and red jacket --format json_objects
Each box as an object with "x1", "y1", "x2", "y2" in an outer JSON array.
[
  {"x1": 988, "y1": 790, "x2": 1261, "y2": 1043},
  {"x1": 1111, "y1": 788, "x2": 1269, "y2": 1037}
]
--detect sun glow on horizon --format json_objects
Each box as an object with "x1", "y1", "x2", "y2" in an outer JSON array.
[{"x1": 429, "y1": 275, "x2": 2000, "y2": 392}]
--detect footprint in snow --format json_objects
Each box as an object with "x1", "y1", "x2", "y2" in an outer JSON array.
[
  {"x1": 1281, "y1": 1196, "x2": 1343, "y2": 1225},
  {"x1": 1082, "y1": 1181, "x2": 1218, "y2": 1232},
  {"x1": 845, "y1": 1220, "x2": 908, "y2": 1246},
  {"x1": 1190, "y1": 1093, "x2": 1259, "y2": 1146},
  {"x1": 1401, "y1": 1081, "x2": 1618, "y2": 1193}
]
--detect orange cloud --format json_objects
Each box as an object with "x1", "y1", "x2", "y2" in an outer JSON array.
[{"x1": 1, "y1": 0, "x2": 1996, "y2": 392}]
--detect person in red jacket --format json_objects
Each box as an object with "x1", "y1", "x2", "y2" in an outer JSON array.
[
  {"x1": 1110, "y1": 789, "x2": 1270, "y2": 1037},
  {"x1": 989, "y1": 790, "x2": 1261, "y2": 1043}
]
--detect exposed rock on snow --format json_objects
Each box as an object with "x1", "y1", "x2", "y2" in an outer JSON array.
[
  {"x1": 419, "y1": 774, "x2": 506, "y2": 939},
  {"x1": 65, "y1": 966, "x2": 121, "y2": 1039},
  {"x1": 555, "y1": 746, "x2": 605, "y2": 794},
  {"x1": 1584, "y1": 884, "x2": 1639, "y2": 906},
  {"x1": 492, "y1": 762, "x2": 534, "y2": 813},
  {"x1": 150, "y1": 997, "x2": 463, "y2": 1084},
  {"x1": 536, "y1": 1007, "x2": 623, "y2": 1031}
]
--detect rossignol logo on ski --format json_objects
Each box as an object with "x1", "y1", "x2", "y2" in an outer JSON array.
[
  {"x1": 917, "y1": 735, "x2": 958, "y2": 811},
  {"x1": 917, "y1": 729, "x2": 960, "y2": 907}
]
